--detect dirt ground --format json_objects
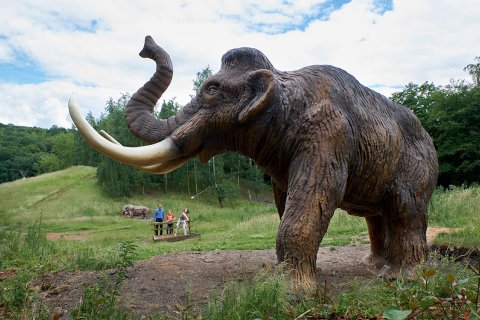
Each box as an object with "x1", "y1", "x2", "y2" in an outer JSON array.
[{"x1": 29, "y1": 227, "x2": 463, "y2": 319}]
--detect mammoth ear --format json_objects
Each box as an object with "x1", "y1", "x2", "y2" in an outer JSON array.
[{"x1": 238, "y1": 69, "x2": 275, "y2": 125}]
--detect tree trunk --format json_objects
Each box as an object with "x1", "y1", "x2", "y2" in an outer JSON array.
[
  {"x1": 194, "y1": 159, "x2": 198, "y2": 195},
  {"x1": 164, "y1": 173, "x2": 168, "y2": 193},
  {"x1": 187, "y1": 161, "x2": 191, "y2": 196}
]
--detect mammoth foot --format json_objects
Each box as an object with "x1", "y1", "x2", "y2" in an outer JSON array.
[
  {"x1": 362, "y1": 252, "x2": 421, "y2": 280},
  {"x1": 361, "y1": 252, "x2": 388, "y2": 269},
  {"x1": 292, "y1": 276, "x2": 317, "y2": 297},
  {"x1": 282, "y1": 259, "x2": 318, "y2": 297},
  {"x1": 377, "y1": 263, "x2": 418, "y2": 281}
]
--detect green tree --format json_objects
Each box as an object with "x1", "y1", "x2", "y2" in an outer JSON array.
[
  {"x1": 463, "y1": 56, "x2": 480, "y2": 86},
  {"x1": 95, "y1": 94, "x2": 146, "y2": 197},
  {"x1": 155, "y1": 98, "x2": 183, "y2": 193},
  {"x1": 192, "y1": 65, "x2": 213, "y2": 94},
  {"x1": 157, "y1": 98, "x2": 180, "y2": 119},
  {"x1": 391, "y1": 58, "x2": 480, "y2": 187},
  {"x1": 428, "y1": 85, "x2": 480, "y2": 186},
  {"x1": 74, "y1": 112, "x2": 101, "y2": 167},
  {"x1": 34, "y1": 153, "x2": 60, "y2": 174},
  {"x1": 50, "y1": 132, "x2": 75, "y2": 169},
  {"x1": 390, "y1": 82, "x2": 440, "y2": 126},
  {"x1": 0, "y1": 124, "x2": 54, "y2": 182}
]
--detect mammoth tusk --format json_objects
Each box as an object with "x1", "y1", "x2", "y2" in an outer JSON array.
[
  {"x1": 98, "y1": 129, "x2": 189, "y2": 174},
  {"x1": 137, "y1": 156, "x2": 190, "y2": 174},
  {"x1": 99, "y1": 130, "x2": 121, "y2": 145},
  {"x1": 68, "y1": 93, "x2": 181, "y2": 167}
]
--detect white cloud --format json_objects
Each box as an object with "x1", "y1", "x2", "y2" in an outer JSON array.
[
  {"x1": 0, "y1": 81, "x2": 119, "y2": 128},
  {"x1": 0, "y1": 38, "x2": 14, "y2": 62},
  {"x1": 0, "y1": 0, "x2": 479, "y2": 128}
]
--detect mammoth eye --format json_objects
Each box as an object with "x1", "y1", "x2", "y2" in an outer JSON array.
[{"x1": 207, "y1": 86, "x2": 219, "y2": 95}]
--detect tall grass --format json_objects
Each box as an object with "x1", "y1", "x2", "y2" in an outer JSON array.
[
  {"x1": 429, "y1": 185, "x2": 480, "y2": 247},
  {"x1": 0, "y1": 213, "x2": 59, "y2": 318},
  {"x1": 331, "y1": 252, "x2": 480, "y2": 319},
  {"x1": 203, "y1": 268, "x2": 292, "y2": 320},
  {"x1": 70, "y1": 241, "x2": 138, "y2": 320}
]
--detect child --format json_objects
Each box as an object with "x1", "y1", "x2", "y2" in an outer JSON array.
[
  {"x1": 165, "y1": 209, "x2": 175, "y2": 235},
  {"x1": 175, "y1": 208, "x2": 190, "y2": 236}
]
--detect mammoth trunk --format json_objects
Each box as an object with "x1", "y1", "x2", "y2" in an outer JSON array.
[{"x1": 125, "y1": 36, "x2": 176, "y2": 144}]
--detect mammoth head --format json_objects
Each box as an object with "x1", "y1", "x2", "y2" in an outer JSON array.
[{"x1": 69, "y1": 36, "x2": 277, "y2": 174}]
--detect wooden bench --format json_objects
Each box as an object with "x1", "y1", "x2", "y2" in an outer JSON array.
[{"x1": 152, "y1": 220, "x2": 193, "y2": 241}]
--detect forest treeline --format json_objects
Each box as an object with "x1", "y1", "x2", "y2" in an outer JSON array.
[{"x1": 1, "y1": 59, "x2": 479, "y2": 200}]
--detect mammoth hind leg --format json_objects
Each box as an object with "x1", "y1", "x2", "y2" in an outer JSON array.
[
  {"x1": 382, "y1": 190, "x2": 429, "y2": 276},
  {"x1": 362, "y1": 215, "x2": 388, "y2": 268}
]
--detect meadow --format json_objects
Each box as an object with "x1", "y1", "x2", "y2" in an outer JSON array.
[
  {"x1": 0, "y1": 166, "x2": 372, "y2": 262},
  {"x1": 0, "y1": 166, "x2": 478, "y2": 319}
]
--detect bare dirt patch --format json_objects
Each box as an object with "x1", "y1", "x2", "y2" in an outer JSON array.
[
  {"x1": 31, "y1": 228, "x2": 468, "y2": 319},
  {"x1": 0, "y1": 269, "x2": 16, "y2": 281},
  {"x1": 46, "y1": 232, "x2": 90, "y2": 241},
  {"x1": 31, "y1": 245, "x2": 374, "y2": 319},
  {"x1": 426, "y1": 226, "x2": 462, "y2": 244}
]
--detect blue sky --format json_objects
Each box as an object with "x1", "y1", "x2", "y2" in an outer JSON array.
[
  {"x1": 0, "y1": 0, "x2": 478, "y2": 128},
  {"x1": 240, "y1": 0, "x2": 393, "y2": 34},
  {"x1": 0, "y1": 53, "x2": 46, "y2": 84}
]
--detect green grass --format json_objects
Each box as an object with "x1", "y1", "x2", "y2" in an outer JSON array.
[
  {"x1": 429, "y1": 185, "x2": 480, "y2": 247},
  {"x1": 203, "y1": 267, "x2": 292, "y2": 320}
]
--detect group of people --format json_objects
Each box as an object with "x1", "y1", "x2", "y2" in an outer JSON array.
[{"x1": 153, "y1": 204, "x2": 190, "y2": 237}]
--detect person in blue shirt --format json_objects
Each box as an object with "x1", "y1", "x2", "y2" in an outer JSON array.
[{"x1": 154, "y1": 204, "x2": 165, "y2": 237}]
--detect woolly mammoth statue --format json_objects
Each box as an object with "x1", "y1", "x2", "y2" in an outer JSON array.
[{"x1": 69, "y1": 36, "x2": 438, "y2": 293}]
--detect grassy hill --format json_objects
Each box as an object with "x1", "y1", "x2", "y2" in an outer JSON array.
[{"x1": 0, "y1": 166, "x2": 282, "y2": 260}]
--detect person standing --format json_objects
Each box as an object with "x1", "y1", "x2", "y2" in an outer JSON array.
[
  {"x1": 175, "y1": 208, "x2": 190, "y2": 236},
  {"x1": 165, "y1": 209, "x2": 175, "y2": 235},
  {"x1": 154, "y1": 204, "x2": 165, "y2": 238}
]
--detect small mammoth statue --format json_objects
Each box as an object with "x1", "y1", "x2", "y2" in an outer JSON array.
[
  {"x1": 122, "y1": 204, "x2": 134, "y2": 216},
  {"x1": 69, "y1": 36, "x2": 438, "y2": 293},
  {"x1": 122, "y1": 204, "x2": 150, "y2": 219}
]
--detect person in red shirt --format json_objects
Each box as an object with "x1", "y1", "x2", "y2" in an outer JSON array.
[{"x1": 165, "y1": 209, "x2": 175, "y2": 235}]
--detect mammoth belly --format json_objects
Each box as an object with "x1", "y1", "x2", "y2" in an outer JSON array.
[{"x1": 339, "y1": 198, "x2": 383, "y2": 217}]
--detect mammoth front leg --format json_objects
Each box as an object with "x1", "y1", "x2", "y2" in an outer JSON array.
[{"x1": 276, "y1": 156, "x2": 345, "y2": 294}]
